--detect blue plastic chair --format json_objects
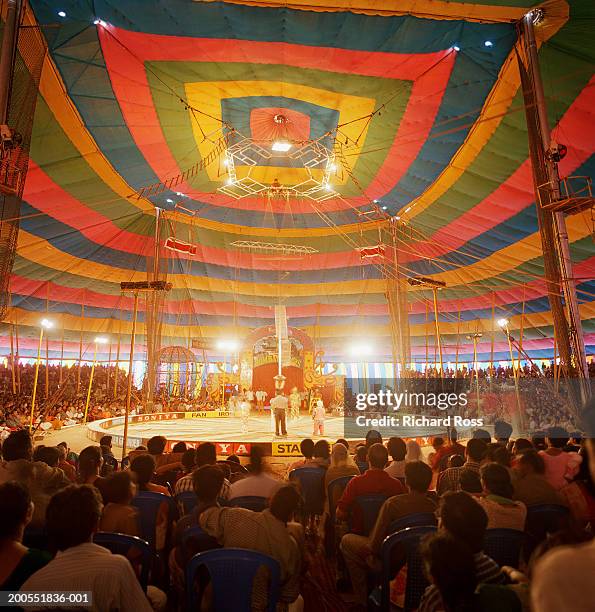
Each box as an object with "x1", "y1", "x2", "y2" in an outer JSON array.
[
  {"x1": 132, "y1": 491, "x2": 179, "y2": 549},
  {"x1": 388, "y1": 512, "x2": 437, "y2": 535},
  {"x1": 525, "y1": 504, "x2": 570, "y2": 541},
  {"x1": 484, "y1": 529, "x2": 525, "y2": 568},
  {"x1": 228, "y1": 496, "x2": 268, "y2": 511},
  {"x1": 352, "y1": 494, "x2": 388, "y2": 536},
  {"x1": 185, "y1": 548, "x2": 281, "y2": 612},
  {"x1": 93, "y1": 532, "x2": 152, "y2": 592},
  {"x1": 327, "y1": 476, "x2": 355, "y2": 523},
  {"x1": 176, "y1": 491, "x2": 198, "y2": 516},
  {"x1": 288, "y1": 467, "x2": 326, "y2": 516},
  {"x1": 325, "y1": 475, "x2": 355, "y2": 556},
  {"x1": 369, "y1": 525, "x2": 437, "y2": 612}
]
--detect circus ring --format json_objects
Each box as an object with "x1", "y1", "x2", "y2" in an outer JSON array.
[{"x1": 86, "y1": 411, "x2": 453, "y2": 458}]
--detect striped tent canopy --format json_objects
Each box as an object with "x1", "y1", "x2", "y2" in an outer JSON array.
[{"x1": 3, "y1": 0, "x2": 594, "y2": 365}]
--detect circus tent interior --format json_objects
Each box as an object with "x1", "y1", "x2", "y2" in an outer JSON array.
[{"x1": 0, "y1": 0, "x2": 594, "y2": 386}]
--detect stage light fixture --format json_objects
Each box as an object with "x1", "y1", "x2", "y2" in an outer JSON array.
[
  {"x1": 166, "y1": 198, "x2": 174, "y2": 203},
  {"x1": 94, "y1": 336, "x2": 108, "y2": 344},
  {"x1": 40, "y1": 318, "x2": 53, "y2": 329},
  {"x1": 497, "y1": 318, "x2": 509, "y2": 328},
  {"x1": 484, "y1": 40, "x2": 493, "y2": 47},
  {"x1": 271, "y1": 140, "x2": 292, "y2": 152},
  {"x1": 453, "y1": 45, "x2": 460, "y2": 51},
  {"x1": 58, "y1": 10, "x2": 66, "y2": 17}
]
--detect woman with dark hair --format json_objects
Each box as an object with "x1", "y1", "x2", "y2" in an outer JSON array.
[
  {"x1": 313, "y1": 439, "x2": 331, "y2": 467},
  {"x1": 0, "y1": 482, "x2": 51, "y2": 590},
  {"x1": 478, "y1": 462, "x2": 527, "y2": 530}
]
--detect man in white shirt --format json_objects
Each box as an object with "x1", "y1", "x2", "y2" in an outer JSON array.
[
  {"x1": 229, "y1": 446, "x2": 281, "y2": 500},
  {"x1": 21, "y1": 484, "x2": 153, "y2": 612},
  {"x1": 270, "y1": 393, "x2": 288, "y2": 436},
  {"x1": 255, "y1": 389, "x2": 267, "y2": 414}
]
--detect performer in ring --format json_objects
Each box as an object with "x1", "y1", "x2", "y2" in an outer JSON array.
[
  {"x1": 289, "y1": 387, "x2": 301, "y2": 420},
  {"x1": 312, "y1": 397, "x2": 325, "y2": 436}
]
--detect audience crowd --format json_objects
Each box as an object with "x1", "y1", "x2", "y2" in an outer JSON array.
[{"x1": 0, "y1": 390, "x2": 594, "y2": 611}]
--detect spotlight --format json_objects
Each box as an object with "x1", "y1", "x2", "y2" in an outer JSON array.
[
  {"x1": 40, "y1": 318, "x2": 54, "y2": 329},
  {"x1": 325, "y1": 182, "x2": 333, "y2": 191},
  {"x1": 497, "y1": 318, "x2": 509, "y2": 328},
  {"x1": 349, "y1": 343, "x2": 373, "y2": 357},
  {"x1": 166, "y1": 198, "x2": 173, "y2": 203},
  {"x1": 58, "y1": 10, "x2": 66, "y2": 18},
  {"x1": 94, "y1": 336, "x2": 108, "y2": 344},
  {"x1": 382, "y1": 206, "x2": 388, "y2": 210},
  {"x1": 217, "y1": 339, "x2": 239, "y2": 352},
  {"x1": 453, "y1": 45, "x2": 460, "y2": 51},
  {"x1": 93, "y1": 19, "x2": 107, "y2": 27},
  {"x1": 484, "y1": 40, "x2": 493, "y2": 47},
  {"x1": 271, "y1": 140, "x2": 292, "y2": 152}
]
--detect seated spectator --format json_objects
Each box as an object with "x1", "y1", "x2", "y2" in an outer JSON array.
[
  {"x1": 174, "y1": 442, "x2": 230, "y2": 500},
  {"x1": 459, "y1": 469, "x2": 483, "y2": 496},
  {"x1": 478, "y1": 463, "x2": 527, "y2": 530},
  {"x1": 0, "y1": 430, "x2": 69, "y2": 525},
  {"x1": 385, "y1": 437, "x2": 406, "y2": 479},
  {"x1": 312, "y1": 439, "x2": 330, "y2": 467},
  {"x1": 172, "y1": 441, "x2": 187, "y2": 453},
  {"x1": 325, "y1": 442, "x2": 359, "y2": 493},
  {"x1": 365, "y1": 430, "x2": 383, "y2": 448},
  {"x1": 564, "y1": 432, "x2": 582, "y2": 454},
  {"x1": 336, "y1": 438, "x2": 349, "y2": 450},
  {"x1": 200, "y1": 485, "x2": 304, "y2": 611},
  {"x1": 175, "y1": 448, "x2": 196, "y2": 483},
  {"x1": 431, "y1": 429, "x2": 465, "y2": 472},
  {"x1": 539, "y1": 427, "x2": 582, "y2": 490},
  {"x1": 339, "y1": 460, "x2": 438, "y2": 605},
  {"x1": 99, "y1": 471, "x2": 140, "y2": 537},
  {"x1": 560, "y1": 446, "x2": 595, "y2": 527},
  {"x1": 419, "y1": 533, "x2": 521, "y2": 612},
  {"x1": 531, "y1": 431, "x2": 547, "y2": 451},
  {"x1": 513, "y1": 450, "x2": 565, "y2": 507},
  {"x1": 512, "y1": 438, "x2": 533, "y2": 459},
  {"x1": 405, "y1": 439, "x2": 422, "y2": 463},
  {"x1": 33, "y1": 445, "x2": 61, "y2": 469},
  {"x1": 56, "y1": 444, "x2": 77, "y2": 482},
  {"x1": 428, "y1": 436, "x2": 444, "y2": 468},
  {"x1": 130, "y1": 454, "x2": 169, "y2": 496},
  {"x1": 336, "y1": 444, "x2": 405, "y2": 534},
  {"x1": 229, "y1": 446, "x2": 280, "y2": 500},
  {"x1": 472, "y1": 429, "x2": 492, "y2": 442},
  {"x1": 169, "y1": 466, "x2": 222, "y2": 592},
  {"x1": 437, "y1": 438, "x2": 486, "y2": 495},
  {"x1": 99, "y1": 436, "x2": 116, "y2": 477},
  {"x1": 354, "y1": 445, "x2": 368, "y2": 473},
  {"x1": 447, "y1": 454, "x2": 465, "y2": 468},
  {"x1": 438, "y1": 492, "x2": 504, "y2": 584},
  {"x1": 493, "y1": 446, "x2": 512, "y2": 469},
  {"x1": 530, "y1": 421, "x2": 595, "y2": 612},
  {"x1": 78, "y1": 445, "x2": 108, "y2": 494},
  {"x1": 0, "y1": 482, "x2": 51, "y2": 590},
  {"x1": 21, "y1": 485, "x2": 153, "y2": 611},
  {"x1": 370, "y1": 461, "x2": 437, "y2": 553},
  {"x1": 494, "y1": 420, "x2": 513, "y2": 445},
  {"x1": 286, "y1": 439, "x2": 316, "y2": 474}
]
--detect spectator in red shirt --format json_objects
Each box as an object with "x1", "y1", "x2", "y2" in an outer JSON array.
[
  {"x1": 336, "y1": 443, "x2": 405, "y2": 534},
  {"x1": 431, "y1": 429, "x2": 465, "y2": 472}
]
